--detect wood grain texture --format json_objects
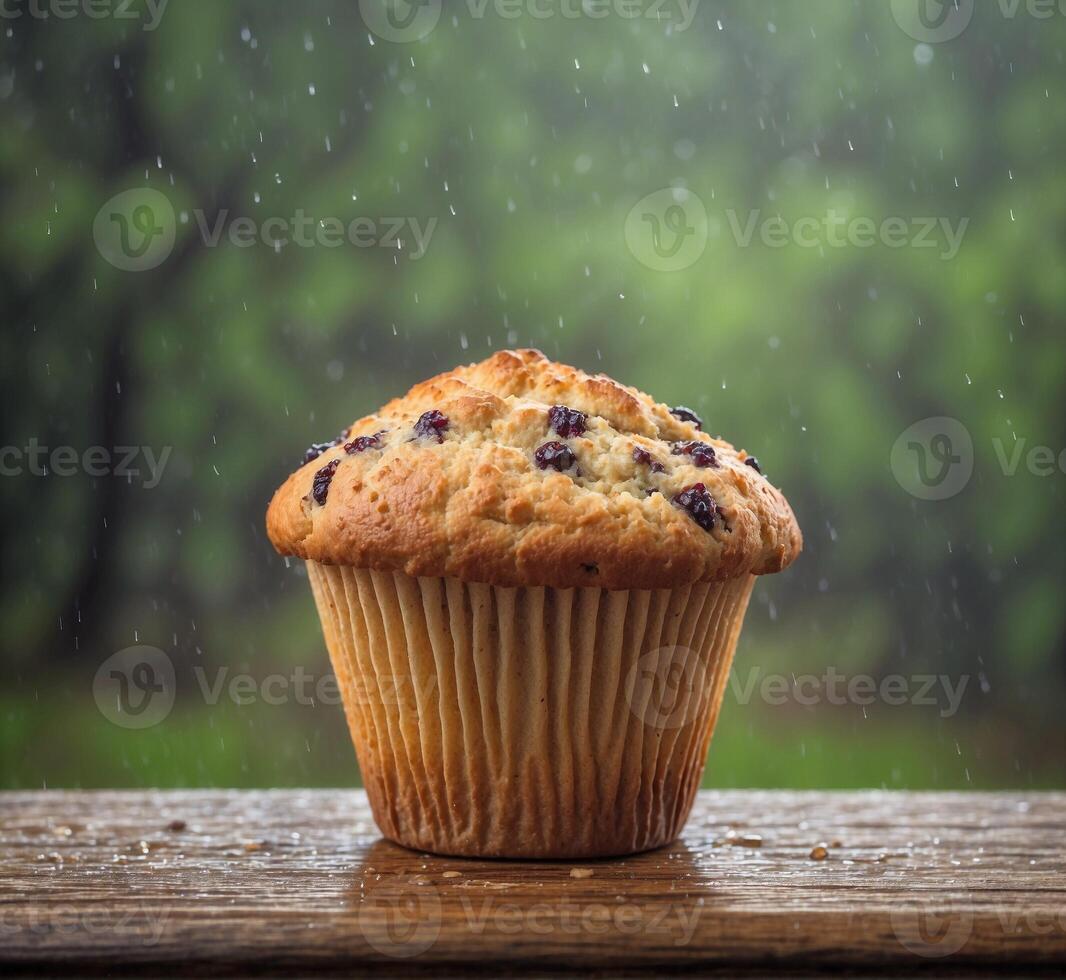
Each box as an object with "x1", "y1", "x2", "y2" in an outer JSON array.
[{"x1": 1, "y1": 790, "x2": 1064, "y2": 973}]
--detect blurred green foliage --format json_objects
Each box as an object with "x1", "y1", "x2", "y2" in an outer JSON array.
[{"x1": 1, "y1": 1, "x2": 1063, "y2": 790}]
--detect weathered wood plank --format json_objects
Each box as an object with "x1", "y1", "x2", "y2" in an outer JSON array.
[{"x1": 1, "y1": 790, "x2": 1064, "y2": 972}]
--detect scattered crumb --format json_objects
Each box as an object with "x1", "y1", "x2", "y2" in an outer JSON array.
[
  {"x1": 570, "y1": 867, "x2": 594, "y2": 879},
  {"x1": 809, "y1": 844, "x2": 829, "y2": 861},
  {"x1": 442, "y1": 870, "x2": 462, "y2": 879},
  {"x1": 243, "y1": 840, "x2": 267, "y2": 852},
  {"x1": 166, "y1": 820, "x2": 187, "y2": 833},
  {"x1": 731, "y1": 834, "x2": 763, "y2": 848},
  {"x1": 830, "y1": 839, "x2": 842, "y2": 848},
  {"x1": 851, "y1": 852, "x2": 902, "y2": 864}
]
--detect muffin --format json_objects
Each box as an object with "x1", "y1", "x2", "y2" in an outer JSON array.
[{"x1": 267, "y1": 349, "x2": 801, "y2": 858}]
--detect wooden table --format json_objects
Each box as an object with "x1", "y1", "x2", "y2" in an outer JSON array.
[{"x1": 2, "y1": 790, "x2": 1064, "y2": 974}]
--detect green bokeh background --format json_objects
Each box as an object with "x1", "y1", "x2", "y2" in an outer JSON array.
[{"x1": 2, "y1": 1, "x2": 1063, "y2": 790}]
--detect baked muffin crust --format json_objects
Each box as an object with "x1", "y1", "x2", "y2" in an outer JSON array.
[{"x1": 266, "y1": 349, "x2": 802, "y2": 589}]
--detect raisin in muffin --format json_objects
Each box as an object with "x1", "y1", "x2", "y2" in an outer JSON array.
[{"x1": 267, "y1": 349, "x2": 801, "y2": 858}]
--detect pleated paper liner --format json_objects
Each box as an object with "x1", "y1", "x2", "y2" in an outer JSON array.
[{"x1": 307, "y1": 563, "x2": 754, "y2": 859}]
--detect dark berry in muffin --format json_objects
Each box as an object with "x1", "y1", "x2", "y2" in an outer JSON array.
[
  {"x1": 534, "y1": 441, "x2": 577, "y2": 472},
  {"x1": 632, "y1": 446, "x2": 666, "y2": 473},
  {"x1": 345, "y1": 432, "x2": 385, "y2": 454},
  {"x1": 670, "y1": 406, "x2": 703, "y2": 429},
  {"x1": 673, "y1": 483, "x2": 718, "y2": 531},
  {"x1": 672, "y1": 440, "x2": 718, "y2": 468},
  {"x1": 413, "y1": 410, "x2": 449, "y2": 443},
  {"x1": 547, "y1": 405, "x2": 587, "y2": 439},
  {"x1": 311, "y1": 458, "x2": 341, "y2": 506}
]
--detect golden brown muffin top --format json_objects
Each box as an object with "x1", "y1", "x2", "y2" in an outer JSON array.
[{"x1": 266, "y1": 349, "x2": 801, "y2": 590}]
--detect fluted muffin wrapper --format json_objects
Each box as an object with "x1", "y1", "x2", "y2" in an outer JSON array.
[{"x1": 307, "y1": 562, "x2": 754, "y2": 859}]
